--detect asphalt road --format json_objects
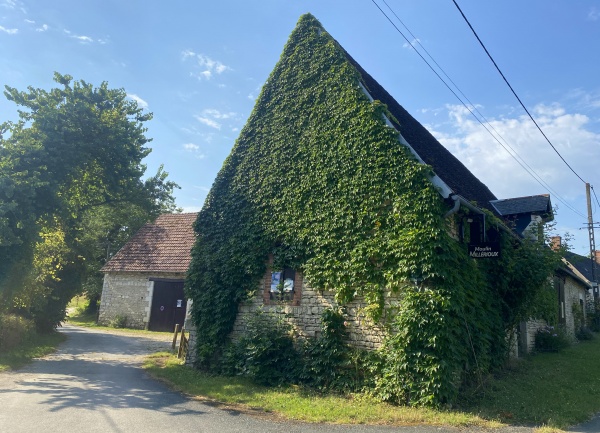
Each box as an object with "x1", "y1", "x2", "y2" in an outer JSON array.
[{"x1": 0, "y1": 325, "x2": 559, "y2": 433}]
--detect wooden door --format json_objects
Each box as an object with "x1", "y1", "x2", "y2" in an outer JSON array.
[{"x1": 149, "y1": 280, "x2": 186, "y2": 332}]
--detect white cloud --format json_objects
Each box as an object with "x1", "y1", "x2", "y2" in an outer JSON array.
[
  {"x1": 588, "y1": 7, "x2": 600, "y2": 21},
  {"x1": 24, "y1": 18, "x2": 34, "y2": 24},
  {"x1": 182, "y1": 206, "x2": 203, "y2": 213},
  {"x1": 202, "y1": 108, "x2": 236, "y2": 120},
  {"x1": 1, "y1": 0, "x2": 25, "y2": 13},
  {"x1": 0, "y1": 25, "x2": 18, "y2": 34},
  {"x1": 402, "y1": 38, "x2": 421, "y2": 49},
  {"x1": 195, "y1": 116, "x2": 221, "y2": 130},
  {"x1": 431, "y1": 103, "x2": 600, "y2": 201},
  {"x1": 193, "y1": 108, "x2": 240, "y2": 131},
  {"x1": 182, "y1": 50, "x2": 231, "y2": 80},
  {"x1": 564, "y1": 88, "x2": 600, "y2": 111},
  {"x1": 182, "y1": 143, "x2": 205, "y2": 159},
  {"x1": 75, "y1": 35, "x2": 93, "y2": 43},
  {"x1": 36, "y1": 24, "x2": 48, "y2": 32},
  {"x1": 64, "y1": 29, "x2": 95, "y2": 43},
  {"x1": 127, "y1": 93, "x2": 149, "y2": 109}
]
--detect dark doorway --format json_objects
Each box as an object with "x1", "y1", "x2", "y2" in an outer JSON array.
[{"x1": 148, "y1": 279, "x2": 186, "y2": 332}]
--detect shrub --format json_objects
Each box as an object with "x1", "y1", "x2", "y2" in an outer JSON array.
[
  {"x1": 576, "y1": 326, "x2": 594, "y2": 341},
  {"x1": 0, "y1": 314, "x2": 35, "y2": 352},
  {"x1": 221, "y1": 310, "x2": 300, "y2": 386},
  {"x1": 534, "y1": 325, "x2": 570, "y2": 352},
  {"x1": 301, "y1": 308, "x2": 367, "y2": 393},
  {"x1": 110, "y1": 315, "x2": 128, "y2": 328}
]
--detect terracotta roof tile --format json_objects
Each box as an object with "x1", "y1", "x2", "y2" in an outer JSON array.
[{"x1": 101, "y1": 213, "x2": 197, "y2": 273}]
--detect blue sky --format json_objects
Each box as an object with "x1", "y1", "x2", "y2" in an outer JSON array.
[{"x1": 1, "y1": 1, "x2": 599, "y2": 255}]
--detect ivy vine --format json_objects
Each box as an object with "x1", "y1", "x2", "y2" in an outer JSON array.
[{"x1": 186, "y1": 13, "x2": 560, "y2": 406}]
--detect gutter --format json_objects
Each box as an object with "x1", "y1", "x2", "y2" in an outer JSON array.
[{"x1": 444, "y1": 194, "x2": 519, "y2": 240}]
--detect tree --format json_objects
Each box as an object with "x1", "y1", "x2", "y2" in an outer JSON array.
[{"x1": 0, "y1": 72, "x2": 178, "y2": 331}]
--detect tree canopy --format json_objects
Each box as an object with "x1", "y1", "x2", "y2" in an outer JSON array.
[{"x1": 0, "y1": 72, "x2": 178, "y2": 330}]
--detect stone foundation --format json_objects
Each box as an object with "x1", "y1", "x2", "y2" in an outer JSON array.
[{"x1": 98, "y1": 271, "x2": 185, "y2": 329}]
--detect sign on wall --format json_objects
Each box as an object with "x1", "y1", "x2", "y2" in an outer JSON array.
[{"x1": 468, "y1": 242, "x2": 501, "y2": 259}]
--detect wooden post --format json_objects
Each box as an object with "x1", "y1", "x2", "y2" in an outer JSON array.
[
  {"x1": 172, "y1": 323, "x2": 180, "y2": 350},
  {"x1": 177, "y1": 328, "x2": 188, "y2": 359}
]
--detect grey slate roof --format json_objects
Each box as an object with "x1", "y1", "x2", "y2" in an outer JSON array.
[
  {"x1": 101, "y1": 213, "x2": 198, "y2": 274},
  {"x1": 489, "y1": 194, "x2": 552, "y2": 217},
  {"x1": 343, "y1": 51, "x2": 498, "y2": 211},
  {"x1": 564, "y1": 251, "x2": 596, "y2": 283}
]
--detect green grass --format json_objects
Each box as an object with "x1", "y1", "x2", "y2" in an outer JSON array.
[
  {"x1": 0, "y1": 331, "x2": 66, "y2": 372},
  {"x1": 66, "y1": 308, "x2": 172, "y2": 338},
  {"x1": 66, "y1": 308, "x2": 99, "y2": 327},
  {"x1": 144, "y1": 336, "x2": 600, "y2": 431},
  {"x1": 457, "y1": 336, "x2": 600, "y2": 429},
  {"x1": 143, "y1": 353, "x2": 500, "y2": 428}
]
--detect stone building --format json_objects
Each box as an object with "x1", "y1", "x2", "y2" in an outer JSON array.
[
  {"x1": 183, "y1": 14, "x2": 562, "y2": 366},
  {"x1": 98, "y1": 213, "x2": 197, "y2": 331}
]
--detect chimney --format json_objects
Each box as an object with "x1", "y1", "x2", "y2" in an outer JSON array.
[
  {"x1": 594, "y1": 250, "x2": 600, "y2": 265},
  {"x1": 550, "y1": 236, "x2": 561, "y2": 252}
]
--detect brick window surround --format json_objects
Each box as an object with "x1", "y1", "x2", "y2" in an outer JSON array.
[{"x1": 262, "y1": 256, "x2": 302, "y2": 306}]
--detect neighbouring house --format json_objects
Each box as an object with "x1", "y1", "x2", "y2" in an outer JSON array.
[
  {"x1": 184, "y1": 11, "x2": 563, "y2": 389},
  {"x1": 563, "y1": 246, "x2": 600, "y2": 297},
  {"x1": 98, "y1": 212, "x2": 197, "y2": 332},
  {"x1": 490, "y1": 194, "x2": 553, "y2": 239}
]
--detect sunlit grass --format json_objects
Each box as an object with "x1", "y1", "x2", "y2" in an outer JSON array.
[
  {"x1": 143, "y1": 353, "x2": 499, "y2": 428},
  {"x1": 0, "y1": 332, "x2": 66, "y2": 371},
  {"x1": 66, "y1": 300, "x2": 171, "y2": 337},
  {"x1": 457, "y1": 336, "x2": 600, "y2": 430},
  {"x1": 144, "y1": 336, "x2": 600, "y2": 430}
]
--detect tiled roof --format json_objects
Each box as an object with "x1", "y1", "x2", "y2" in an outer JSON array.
[
  {"x1": 343, "y1": 51, "x2": 498, "y2": 211},
  {"x1": 101, "y1": 213, "x2": 198, "y2": 273},
  {"x1": 490, "y1": 194, "x2": 552, "y2": 216},
  {"x1": 564, "y1": 251, "x2": 595, "y2": 283}
]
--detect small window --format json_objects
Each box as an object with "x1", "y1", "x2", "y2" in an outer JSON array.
[{"x1": 270, "y1": 268, "x2": 295, "y2": 302}]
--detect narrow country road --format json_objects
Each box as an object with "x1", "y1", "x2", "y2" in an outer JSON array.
[{"x1": 0, "y1": 325, "x2": 541, "y2": 433}]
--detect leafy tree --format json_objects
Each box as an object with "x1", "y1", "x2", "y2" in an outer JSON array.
[{"x1": 0, "y1": 72, "x2": 178, "y2": 330}]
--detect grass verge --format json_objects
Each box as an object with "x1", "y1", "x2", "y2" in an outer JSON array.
[
  {"x1": 144, "y1": 336, "x2": 600, "y2": 431},
  {"x1": 0, "y1": 331, "x2": 66, "y2": 372},
  {"x1": 457, "y1": 335, "x2": 600, "y2": 429},
  {"x1": 143, "y1": 353, "x2": 500, "y2": 428}
]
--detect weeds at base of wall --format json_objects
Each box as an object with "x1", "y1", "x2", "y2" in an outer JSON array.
[
  {"x1": 221, "y1": 308, "x2": 370, "y2": 393},
  {"x1": 110, "y1": 315, "x2": 128, "y2": 329},
  {"x1": 534, "y1": 325, "x2": 570, "y2": 352}
]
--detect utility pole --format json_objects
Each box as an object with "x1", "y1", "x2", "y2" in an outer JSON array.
[{"x1": 586, "y1": 183, "x2": 599, "y2": 297}]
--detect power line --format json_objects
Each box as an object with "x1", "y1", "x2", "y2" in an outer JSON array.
[
  {"x1": 369, "y1": 0, "x2": 586, "y2": 218},
  {"x1": 378, "y1": 0, "x2": 583, "y2": 218},
  {"x1": 592, "y1": 186, "x2": 600, "y2": 214},
  {"x1": 451, "y1": 0, "x2": 586, "y2": 185}
]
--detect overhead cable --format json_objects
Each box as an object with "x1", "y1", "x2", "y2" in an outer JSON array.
[
  {"x1": 451, "y1": 0, "x2": 586, "y2": 185},
  {"x1": 370, "y1": 0, "x2": 585, "y2": 218}
]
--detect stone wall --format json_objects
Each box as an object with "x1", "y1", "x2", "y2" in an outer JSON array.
[
  {"x1": 563, "y1": 274, "x2": 587, "y2": 338},
  {"x1": 230, "y1": 269, "x2": 399, "y2": 351},
  {"x1": 98, "y1": 271, "x2": 184, "y2": 329}
]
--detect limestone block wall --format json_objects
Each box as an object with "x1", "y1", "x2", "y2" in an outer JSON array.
[
  {"x1": 563, "y1": 275, "x2": 587, "y2": 338},
  {"x1": 183, "y1": 300, "x2": 197, "y2": 366},
  {"x1": 231, "y1": 273, "x2": 398, "y2": 351},
  {"x1": 98, "y1": 271, "x2": 184, "y2": 329},
  {"x1": 520, "y1": 319, "x2": 548, "y2": 354}
]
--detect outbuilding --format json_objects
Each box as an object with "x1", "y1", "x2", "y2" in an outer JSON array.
[{"x1": 98, "y1": 212, "x2": 197, "y2": 331}]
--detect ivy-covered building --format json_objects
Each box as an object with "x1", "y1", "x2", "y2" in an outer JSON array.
[{"x1": 185, "y1": 14, "x2": 560, "y2": 405}]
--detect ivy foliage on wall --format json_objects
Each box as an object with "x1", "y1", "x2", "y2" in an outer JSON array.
[{"x1": 186, "y1": 14, "x2": 560, "y2": 406}]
